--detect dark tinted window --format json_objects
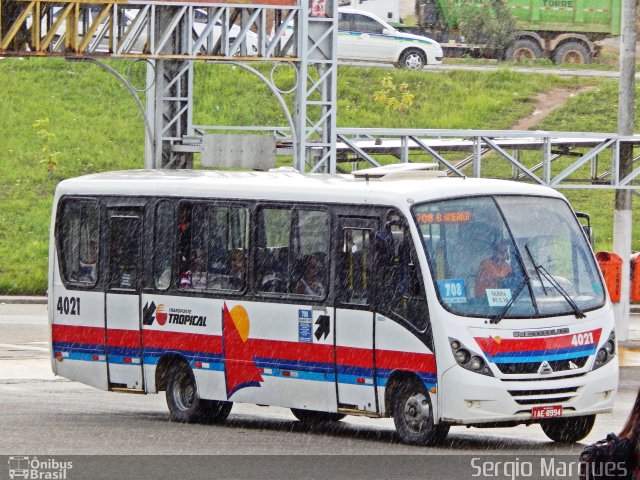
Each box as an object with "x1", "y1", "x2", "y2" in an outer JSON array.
[
  {"x1": 108, "y1": 211, "x2": 142, "y2": 290},
  {"x1": 352, "y1": 14, "x2": 384, "y2": 34},
  {"x1": 176, "y1": 202, "x2": 248, "y2": 291},
  {"x1": 256, "y1": 208, "x2": 292, "y2": 293},
  {"x1": 291, "y1": 210, "x2": 329, "y2": 298},
  {"x1": 154, "y1": 201, "x2": 173, "y2": 290},
  {"x1": 375, "y1": 215, "x2": 429, "y2": 330},
  {"x1": 339, "y1": 227, "x2": 373, "y2": 305},
  {"x1": 56, "y1": 199, "x2": 100, "y2": 285}
]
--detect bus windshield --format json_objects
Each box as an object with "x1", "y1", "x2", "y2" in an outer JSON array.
[{"x1": 413, "y1": 195, "x2": 605, "y2": 319}]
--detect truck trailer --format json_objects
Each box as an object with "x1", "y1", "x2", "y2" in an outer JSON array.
[{"x1": 415, "y1": 0, "x2": 621, "y2": 63}]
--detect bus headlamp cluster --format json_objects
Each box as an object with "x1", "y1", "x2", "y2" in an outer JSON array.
[
  {"x1": 593, "y1": 331, "x2": 616, "y2": 371},
  {"x1": 449, "y1": 338, "x2": 494, "y2": 377}
]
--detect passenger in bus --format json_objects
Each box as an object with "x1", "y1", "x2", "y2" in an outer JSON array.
[
  {"x1": 229, "y1": 249, "x2": 245, "y2": 289},
  {"x1": 191, "y1": 248, "x2": 207, "y2": 289},
  {"x1": 78, "y1": 241, "x2": 98, "y2": 283},
  {"x1": 475, "y1": 242, "x2": 512, "y2": 299},
  {"x1": 294, "y1": 254, "x2": 325, "y2": 297}
]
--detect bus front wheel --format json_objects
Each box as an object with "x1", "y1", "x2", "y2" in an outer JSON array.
[
  {"x1": 392, "y1": 381, "x2": 449, "y2": 445},
  {"x1": 540, "y1": 415, "x2": 595, "y2": 442},
  {"x1": 290, "y1": 408, "x2": 345, "y2": 424},
  {"x1": 166, "y1": 364, "x2": 232, "y2": 423}
]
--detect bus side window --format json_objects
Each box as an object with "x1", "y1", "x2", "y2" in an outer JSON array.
[
  {"x1": 376, "y1": 220, "x2": 429, "y2": 330},
  {"x1": 206, "y1": 205, "x2": 248, "y2": 291},
  {"x1": 56, "y1": 199, "x2": 100, "y2": 286},
  {"x1": 256, "y1": 207, "x2": 291, "y2": 294},
  {"x1": 154, "y1": 200, "x2": 173, "y2": 290},
  {"x1": 291, "y1": 209, "x2": 329, "y2": 298},
  {"x1": 339, "y1": 228, "x2": 373, "y2": 305}
]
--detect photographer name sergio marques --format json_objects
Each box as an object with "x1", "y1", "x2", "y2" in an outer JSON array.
[
  {"x1": 470, "y1": 457, "x2": 629, "y2": 479},
  {"x1": 7, "y1": 456, "x2": 73, "y2": 479}
]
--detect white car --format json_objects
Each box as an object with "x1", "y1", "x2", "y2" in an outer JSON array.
[{"x1": 279, "y1": 7, "x2": 443, "y2": 69}]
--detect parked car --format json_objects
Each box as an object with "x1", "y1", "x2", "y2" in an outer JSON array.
[{"x1": 278, "y1": 7, "x2": 443, "y2": 69}]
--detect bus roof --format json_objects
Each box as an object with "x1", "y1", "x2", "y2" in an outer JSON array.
[{"x1": 54, "y1": 169, "x2": 565, "y2": 206}]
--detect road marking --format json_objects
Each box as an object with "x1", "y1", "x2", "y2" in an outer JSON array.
[{"x1": 0, "y1": 343, "x2": 49, "y2": 352}]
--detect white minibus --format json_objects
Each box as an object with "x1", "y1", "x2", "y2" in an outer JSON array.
[{"x1": 48, "y1": 166, "x2": 617, "y2": 445}]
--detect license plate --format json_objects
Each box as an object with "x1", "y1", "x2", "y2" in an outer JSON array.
[{"x1": 532, "y1": 405, "x2": 563, "y2": 419}]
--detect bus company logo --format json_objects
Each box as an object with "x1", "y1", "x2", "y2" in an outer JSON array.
[
  {"x1": 223, "y1": 303, "x2": 263, "y2": 398},
  {"x1": 142, "y1": 302, "x2": 206, "y2": 327},
  {"x1": 155, "y1": 304, "x2": 168, "y2": 325},
  {"x1": 513, "y1": 328, "x2": 570, "y2": 338},
  {"x1": 8, "y1": 456, "x2": 73, "y2": 479}
]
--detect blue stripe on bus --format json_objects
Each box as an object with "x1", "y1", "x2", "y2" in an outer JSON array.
[
  {"x1": 490, "y1": 350, "x2": 594, "y2": 364},
  {"x1": 486, "y1": 344, "x2": 596, "y2": 359},
  {"x1": 53, "y1": 341, "x2": 105, "y2": 354}
]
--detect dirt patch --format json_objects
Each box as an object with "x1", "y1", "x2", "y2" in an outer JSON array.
[{"x1": 510, "y1": 86, "x2": 595, "y2": 131}]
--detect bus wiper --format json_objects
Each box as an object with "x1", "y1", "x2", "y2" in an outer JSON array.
[
  {"x1": 491, "y1": 273, "x2": 530, "y2": 325},
  {"x1": 524, "y1": 245, "x2": 586, "y2": 319}
]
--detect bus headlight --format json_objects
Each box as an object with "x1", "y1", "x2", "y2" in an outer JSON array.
[
  {"x1": 449, "y1": 338, "x2": 493, "y2": 377},
  {"x1": 454, "y1": 349, "x2": 470, "y2": 364},
  {"x1": 469, "y1": 356, "x2": 484, "y2": 371},
  {"x1": 593, "y1": 331, "x2": 616, "y2": 371}
]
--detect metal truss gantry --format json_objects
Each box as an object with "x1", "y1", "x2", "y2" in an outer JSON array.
[{"x1": 0, "y1": 0, "x2": 339, "y2": 171}]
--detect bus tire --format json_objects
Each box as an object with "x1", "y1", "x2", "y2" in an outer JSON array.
[
  {"x1": 166, "y1": 364, "x2": 218, "y2": 423},
  {"x1": 552, "y1": 41, "x2": 591, "y2": 65},
  {"x1": 290, "y1": 408, "x2": 346, "y2": 424},
  {"x1": 392, "y1": 380, "x2": 449, "y2": 446},
  {"x1": 398, "y1": 49, "x2": 426, "y2": 70},
  {"x1": 540, "y1": 414, "x2": 595, "y2": 442},
  {"x1": 200, "y1": 399, "x2": 233, "y2": 424},
  {"x1": 504, "y1": 39, "x2": 543, "y2": 62}
]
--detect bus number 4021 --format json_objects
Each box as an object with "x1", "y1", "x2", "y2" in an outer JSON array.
[
  {"x1": 57, "y1": 296, "x2": 80, "y2": 316},
  {"x1": 571, "y1": 332, "x2": 594, "y2": 346}
]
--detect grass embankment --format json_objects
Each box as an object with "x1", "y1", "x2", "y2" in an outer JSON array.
[{"x1": 0, "y1": 57, "x2": 626, "y2": 293}]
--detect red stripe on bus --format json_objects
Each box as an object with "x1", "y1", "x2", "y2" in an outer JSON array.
[
  {"x1": 52, "y1": 324, "x2": 105, "y2": 345},
  {"x1": 336, "y1": 346, "x2": 374, "y2": 369},
  {"x1": 376, "y1": 350, "x2": 436, "y2": 372},
  {"x1": 475, "y1": 329, "x2": 602, "y2": 355},
  {"x1": 249, "y1": 338, "x2": 334, "y2": 364},
  {"x1": 52, "y1": 324, "x2": 436, "y2": 374},
  {"x1": 107, "y1": 329, "x2": 140, "y2": 348},
  {"x1": 143, "y1": 329, "x2": 223, "y2": 354}
]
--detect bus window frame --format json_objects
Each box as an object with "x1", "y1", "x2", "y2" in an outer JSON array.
[
  {"x1": 375, "y1": 208, "x2": 431, "y2": 334},
  {"x1": 253, "y1": 202, "x2": 332, "y2": 303},
  {"x1": 55, "y1": 195, "x2": 101, "y2": 291},
  {"x1": 174, "y1": 199, "x2": 251, "y2": 295}
]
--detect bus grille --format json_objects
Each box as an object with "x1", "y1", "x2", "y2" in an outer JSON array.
[
  {"x1": 508, "y1": 386, "x2": 579, "y2": 406},
  {"x1": 495, "y1": 356, "x2": 589, "y2": 375}
]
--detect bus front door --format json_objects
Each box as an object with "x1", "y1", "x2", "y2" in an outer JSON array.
[
  {"x1": 105, "y1": 207, "x2": 145, "y2": 392},
  {"x1": 334, "y1": 217, "x2": 378, "y2": 414}
]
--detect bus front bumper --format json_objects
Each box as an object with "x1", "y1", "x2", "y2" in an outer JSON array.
[{"x1": 438, "y1": 357, "x2": 618, "y2": 425}]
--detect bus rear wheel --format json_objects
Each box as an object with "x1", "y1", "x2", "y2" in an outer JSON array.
[
  {"x1": 540, "y1": 415, "x2": 595, "y2": 442},
  {"x1": 290, "y1": 408, "x2": 345, "y2": 424},
  {"x1": 166, "y1": 364, "x2": 232, "y2": 423},
  {"x1": 392, "y1": 381, "x2": 449, "y2": 445}
]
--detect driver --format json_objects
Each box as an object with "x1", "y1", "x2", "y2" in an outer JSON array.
[{"x1": 475, "y1": 242, "x2": 512, "y2": 299}]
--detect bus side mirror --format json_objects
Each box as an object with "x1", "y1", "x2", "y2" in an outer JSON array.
[{"x1": 575, "y1": 212, "x2": 594, "y2": 247}]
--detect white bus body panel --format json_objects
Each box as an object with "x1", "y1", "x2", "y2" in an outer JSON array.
[
  {"x1": 141, "y1": 295, "x2": 338, "y2": 412},
  {"x1": 50, "y1": 256, "x2": 108, "y2": 391},
  {"x1": 105, "y1": 293, "x2": 143, "y2": 389}
]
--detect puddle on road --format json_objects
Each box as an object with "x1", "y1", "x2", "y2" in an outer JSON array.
[{"x1": 619, "y1": 347, "x2": 640, "y2": 366}]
